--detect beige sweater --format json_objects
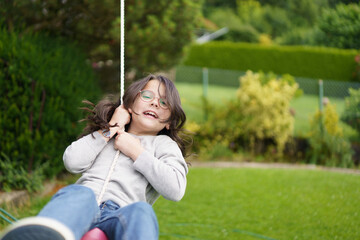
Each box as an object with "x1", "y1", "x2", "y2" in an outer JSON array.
[{"x1": 63, "y1": 131, "x2": 188, "y2": 207}]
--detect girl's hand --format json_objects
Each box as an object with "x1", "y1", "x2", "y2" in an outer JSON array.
[
  {"x1": 109, "y1": 105, "x2": 130, "y2": 130},
  {"x1": 114, "y1": 132, "x2": 144, "y2": 161}
]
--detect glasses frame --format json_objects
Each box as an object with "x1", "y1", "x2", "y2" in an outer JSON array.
[{"x1": 139, "y1": 90, "x2": 168, "y2": 109}]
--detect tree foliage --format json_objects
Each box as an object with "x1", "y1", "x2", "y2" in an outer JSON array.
[
  {"x1": 0, "y1": 28, "x2": 101, "y2": 183},
  {"x1": 203, "y1": 0, "x2": 360, "y2": 50},
  {"x1": 342, "y1": 88, "x2": 360, "y2": 135},
  {"x1": 0, "y1": 0, "x2": 118, "y2": 53},
  {"x1": 316, "y1": 3, "x2": 360, "y2": 49},
  {"x1": 0, "y1": 0, "x2": 203, "y2": 78},
  {"x1": 123, "y1": 0, "x2": 203, "y2": 78}
]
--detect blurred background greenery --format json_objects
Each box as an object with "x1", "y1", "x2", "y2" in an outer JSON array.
[
  {"x1": 0, "y1": 0, "x2": 360, "y2": 192},
  {"x1": 1, "y1": 1, "x2": 360, "y2": 239}
]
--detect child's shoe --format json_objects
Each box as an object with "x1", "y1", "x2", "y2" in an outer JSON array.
[{"x1": 0, "y1": 216, "x2": 75, "y2": 240}]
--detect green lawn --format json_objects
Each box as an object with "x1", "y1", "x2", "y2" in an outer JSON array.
[
  {"x1": 175, "y1": 82, "x2": 357, "y2": 138},
  {"x1": 176, "y1": 82, "x2": 237, "y2": 123},
  {"x1": 2, "y1": 168, "x2": 360, "y2": 240},
  {"x1": 155, "y1": 167, "x2": 360, "y2": 240}
]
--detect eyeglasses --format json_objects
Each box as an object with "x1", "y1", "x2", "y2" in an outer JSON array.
[{"x1": 139, "y1": 90, "x2": 168, "y2": 109}]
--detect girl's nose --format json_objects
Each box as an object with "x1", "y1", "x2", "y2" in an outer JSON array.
[{"x1": 151, "y1": 98, "x2": 159, "y2": 107}]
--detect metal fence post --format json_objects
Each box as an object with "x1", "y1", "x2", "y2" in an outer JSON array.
[
  {"x1": 319, "y1": 79, "x2": 324, "y2": 135},
  {"x1": 202, "y1": 67, "x2": 209, "y2": 121},
  {"x1": 319, "y1": 79, "x2": 323, "y2": 112}
]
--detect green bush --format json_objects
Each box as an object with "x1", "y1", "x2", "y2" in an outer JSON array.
[
  {"x1": 187, "y1": 71, "x2": 299, "y2": 159},
  {"x1": 0, "y1": 152, "x2": 44, "y2": 192},
  {"x1": 276, "y1": 27, "x2": 318, "y2": 46},
  {"x1": 221, "y1": 24, "x2": 260, "y2": 43},
  {"x1": 341, "y1": 88, "x2": 360, "y2": 136},
  {"x1": 0, "y1": 28, "x2": 101, "y2": 190},
  {"x1": 307, "y1": 103, "x2": 353, "y2": 167},
  {"x1": 236, "y1": 71, "x2": 299, "y2": 154},
  {"x1": 186, "y1": 100, "x2": 243, "y2": 160},
  {"x1": 183, "y1": 41, "x2": 359, "y2": 81}
]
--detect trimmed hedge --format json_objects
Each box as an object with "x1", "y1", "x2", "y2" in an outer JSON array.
[
  {"x1": 183, "y1": 41, "x2": 359, "y2": 82},
  {"x1": 0, "y1": 28, "x2": 101, "y2": 190}
]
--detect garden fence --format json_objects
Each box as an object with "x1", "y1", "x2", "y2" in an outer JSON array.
[
  {"x1": 171, "y1": 65, "x2": 360, "y2": 136},
  {"x1": 174, "y1": 65, "x2": 360, "y2": 98}
]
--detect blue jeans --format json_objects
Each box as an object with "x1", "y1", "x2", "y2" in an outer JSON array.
[{"x1": 38, "y1": 184, "x2": 159, "y2": 240}]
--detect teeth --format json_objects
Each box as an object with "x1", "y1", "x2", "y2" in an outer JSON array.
[{"x1": 144, "y1": 111, "x2": 157, "y2": 118}]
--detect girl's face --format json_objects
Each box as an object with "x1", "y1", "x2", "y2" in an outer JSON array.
[{"x1": 128, "y1": 79, "x2": 171, "y2": 136}]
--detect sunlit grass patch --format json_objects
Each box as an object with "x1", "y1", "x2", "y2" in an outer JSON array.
[{"x1": 155, "y1": 167, "x2": 360, "y2": 240}]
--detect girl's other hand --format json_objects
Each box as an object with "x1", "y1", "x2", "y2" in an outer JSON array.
[
  {"x1": 109, "y1": 105, "x2": 130, "y2": 130},
  {"x1": 114, "y1": 132, "x2": 144, "y2": 161}
]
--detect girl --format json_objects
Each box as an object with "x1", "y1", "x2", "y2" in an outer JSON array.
[{"x1": 1, "y1": 74, "x2": 189, "y2": 240}]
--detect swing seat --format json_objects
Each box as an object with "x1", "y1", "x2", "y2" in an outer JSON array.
[{"x1": 81, "y1": 227, "x2": 108, "y2": 240}]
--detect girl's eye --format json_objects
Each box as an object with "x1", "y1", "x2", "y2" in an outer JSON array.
[
  {"x1": 141, "y1": 91, "x2": 153, "y2": 100},
  {"x1": 159, "y1": 99, "x2": 167, "y2": 107}
]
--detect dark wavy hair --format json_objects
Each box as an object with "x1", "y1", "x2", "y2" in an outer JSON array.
[{"x1": 80, "y1": 74, "x2": 190, "y2": 156}]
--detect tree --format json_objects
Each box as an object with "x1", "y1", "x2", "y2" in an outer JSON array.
[
  {"x1": 0, "y1": 0, "x2": 118, "y2": 54},
  {"x1": 203, "y1": 0, "x2": 237, "y2": 11},
  {"x1": 328, "y1": 0, "x2": 359, "y2": 7},
  {"x1": 122, "y1": 0, "x2": 203, "y2": 78},
  {"x1": 316, "y1": 3, "x2": 360, "y2": 49},
  {"x1": 0, "y1": 0, "x2": 203, "y2": 79}
]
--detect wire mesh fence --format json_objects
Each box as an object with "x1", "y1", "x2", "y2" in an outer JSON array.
[
  {"x1": 172, "y1": 65, "x2": 360, "y2": 137},
  {"x1": 174, "y1": 65, "x2": 360, "y2": 98}
]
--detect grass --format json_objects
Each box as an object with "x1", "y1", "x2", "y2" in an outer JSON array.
[
  {"x1": 175, "y1": 82, "x2": 357, "y2": 138},
  {"x1": 155, "y1": 167, "x2": 360, "y2": 240},
  {"x1": 0, "y1": 174, "x2": 77, "y2": 230},
  {"x1": 177, "y1": 82, "x2": 236, "y2": 123},
  {"x1": 3, "y1": 168, "x2": 359, "y2": 240}
]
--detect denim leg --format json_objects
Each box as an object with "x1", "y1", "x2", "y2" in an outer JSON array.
[
  {"x1": 95, "y1": 201, "x2": 159, "y2": 240},
  {"x1": 38, "y1": 184, "x2": 100, "y2": 240}
]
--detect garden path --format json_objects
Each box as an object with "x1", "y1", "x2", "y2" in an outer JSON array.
[{"x1": 190, "y1": 161, "x2": 360, "y2": 175}]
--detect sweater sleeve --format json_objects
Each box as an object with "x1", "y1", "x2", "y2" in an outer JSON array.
[
  {"x1": 63, "y1": 131, "x2": 108, "y2": 173},
  {"x1": 133, "y1": 136, "x2": 188, "y2": 202}
]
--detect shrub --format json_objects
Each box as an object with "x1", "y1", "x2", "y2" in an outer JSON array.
[
  {"x1": 236, "y1": 71, "x2": 299, "y2": 154},
  {"x1": 188, "y1": 71, "x2": 299, "y2": 159},
  {"x1": 224, "y1": 24, "x2": 260, "y2": 43},
  {"x1": 0, "y1": 152, "x2": 44, "y2": 192},
  {"x1": 276, "y1": 27, "x2": 317, "y2": 46},
  {"x1": 307, "y1": 103, "x2": 353, "y2": 167},
  {"x1": 341, "y1": 88, "x2": 360, "y2": 136},
  {"x1": 354, "y1": 54, "x2": 360, "y2": 81},
  {"x1": 186, "y1": 100, "x2": 244, "y2": 160},
  {"x1": 183, "y1": 41, "x2": 359, "y2": 81},
  {"x1": 0, "y1": 28, "x2": 101, "y2": 190}
]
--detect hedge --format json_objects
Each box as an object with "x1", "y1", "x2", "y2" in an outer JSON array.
[
  {"x1": 183, "y1": 41, "x2": 359, "y2": 82},
  {"x1": 0, "y1": 28, "x2": 102, "y2": 190}
]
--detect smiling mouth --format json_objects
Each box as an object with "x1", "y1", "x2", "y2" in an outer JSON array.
[{"x1": 143, "y1": 110, "x2": 158, "y2": 119}]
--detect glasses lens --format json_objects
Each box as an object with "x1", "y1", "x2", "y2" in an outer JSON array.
[
  {"x1": 159, "y1": 98, "x2": 168, "y2": 108},
  {"x1": 140, "y1": 90, "x2": 168, "y2": 109},
  {"x1": 140, "y1": 90, "x2": 154, "y2": 101}
]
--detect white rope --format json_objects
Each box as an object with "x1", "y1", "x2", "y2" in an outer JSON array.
[
  {"x1": 120, "y1": 0, "x2": 125, "y2": 105},
  {"x1": 97, "y1": 0, "x2": 125, "y2": 205},
  {"x1": 97, "y1": 150, "x2": 120, "y2": 205}
]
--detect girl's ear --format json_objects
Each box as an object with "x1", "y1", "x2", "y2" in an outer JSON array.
[
  {"x1": 128, "y1": 108, "x2": 133, "y2": 114},
  {"x1": 165, "y1": 123, "x2": 170, "y2": 130}
]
